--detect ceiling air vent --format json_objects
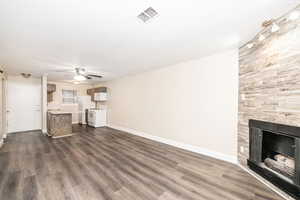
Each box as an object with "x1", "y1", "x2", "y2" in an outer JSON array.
[
  {"x1": 137, "y1": 7, "x2": 158, "y2": 22},
  {"x1": 144, "y1": 7, "x2": 158, "y2": 18},
  {"x1": 137, "y1": 12, "x2": 150, "y2": 22}
]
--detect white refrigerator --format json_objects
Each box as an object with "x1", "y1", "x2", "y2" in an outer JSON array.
[{"x1": 78, "y1": 96, "x2": 94, "y2": 124}]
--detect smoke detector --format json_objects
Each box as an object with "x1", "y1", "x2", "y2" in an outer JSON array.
[{"x1": 137, "y1": 7, "x2": 158, "y2": 22}]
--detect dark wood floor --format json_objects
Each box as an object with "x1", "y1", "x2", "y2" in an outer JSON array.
[{"x1": 0, "y1": 125, "x2": 285, "y2": 200}]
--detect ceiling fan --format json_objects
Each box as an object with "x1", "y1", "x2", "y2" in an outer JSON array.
[{"x1": 55, "y1": 67, "x2": 103, "y2": 81}]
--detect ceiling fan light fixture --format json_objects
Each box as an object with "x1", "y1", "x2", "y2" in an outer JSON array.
[
  {"x1": 247, "y1": 42, "x2": 254, "y2": 49},
  {"x1": 258, "y1": 34, "x2": 265, "y2": 41},
  {"x1": 271, "y1": 23, "x2": 280, "y2": 33},
  {"x1": 74, "y1": 75, "x2": 86, "y2": 81}
]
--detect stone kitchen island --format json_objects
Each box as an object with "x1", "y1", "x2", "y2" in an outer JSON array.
[{"x1": 47, "y1": 111, "x2": 73, "y2": 138}]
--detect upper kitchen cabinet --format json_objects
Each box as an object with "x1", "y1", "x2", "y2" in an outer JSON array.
[{"x1": 87, "y1": 88, "x2": 94, "y2": 96}]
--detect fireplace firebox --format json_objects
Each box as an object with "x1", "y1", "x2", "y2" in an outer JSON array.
[{"x1": 248, "y1": 120, "x2": 300, "y2": 199}]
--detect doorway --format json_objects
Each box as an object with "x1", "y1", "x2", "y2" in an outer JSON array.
[{"x1": 7, "y1": 75, "x2": 42, "y2": 133}]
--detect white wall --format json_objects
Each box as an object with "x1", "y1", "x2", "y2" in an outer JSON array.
[{"x1": 106, "y1": 49, "x2": 239, "y2": 160}]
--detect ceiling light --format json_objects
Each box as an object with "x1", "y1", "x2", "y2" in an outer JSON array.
[
  {"x1": 271, "y1": 23, "x2": 280, "y2": 33},
  {"x1": 247, "y1": 43, "x2": 254, "y2": 49},
  {"x1": 288, "y1": 11, "x2": 300, "y2": 21},
  {"x1": 74, "y1": 75, "x2": 86, "y2": 81},
  {"x1": 259, "y1": 34, "x2": 265, "y2": 41}
]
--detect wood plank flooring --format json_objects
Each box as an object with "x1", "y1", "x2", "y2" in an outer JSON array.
[{"x1": 0, "y1": 125, "x2": 286, "y2": 200}]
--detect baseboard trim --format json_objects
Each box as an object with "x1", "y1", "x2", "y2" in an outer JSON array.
[
  {"x1": 108, "y1": 124, "x2": 237, "y2": 164},
  {"x1": 42, "y1": 129, "x2": 47, "y2": 135},
  {"x1": 238, "y1": 164, "x2": 293, "y2": 200},
  {"x1": 52, "y1": 134, "x2": 74, "y2": 139},
  {"x1": 9, "y1": 129, "x2": 42, "y2": 134}
]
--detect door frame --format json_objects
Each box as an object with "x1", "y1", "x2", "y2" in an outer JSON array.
[
  {"x1": 2, "y1": 75, "x2": 7, "y2": 139},
  {"x1": 0, "y1": 71, "x2": 7, "y2": 147}
]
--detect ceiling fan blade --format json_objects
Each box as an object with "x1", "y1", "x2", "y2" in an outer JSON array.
[
  {"x1": 51, "y1": 69, "x2": 75, "y2": 73},
  {"x1": 84, "y1": 75, "x2": 92, "y2": 79},
  {"x1": 87, "y1": 74, "x2": 103, "y2": 78}
]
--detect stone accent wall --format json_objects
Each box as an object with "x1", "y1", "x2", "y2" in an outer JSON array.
[{"x1": 238, "y1": 5, "x2": 300, "y2": 166}]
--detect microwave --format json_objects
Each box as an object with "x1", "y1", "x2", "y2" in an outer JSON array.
[{"x1": 94, "y1": 92, "x2": 107, "y2": 101}]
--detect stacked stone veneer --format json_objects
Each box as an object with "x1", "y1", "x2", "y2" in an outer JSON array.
[{"x1": 238, "y1": 5, "x2": 300, "y2": 167}]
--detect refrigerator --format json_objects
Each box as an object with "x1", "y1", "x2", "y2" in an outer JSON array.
[{"x1": 78, "y1": 96, "x2": 94, "y2": 124}]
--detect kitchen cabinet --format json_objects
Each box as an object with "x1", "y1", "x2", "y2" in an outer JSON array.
[
  {"x1": 47, "y1": 111, "x2": 72, "y2": 138},
  {"x1": 87, "y1": 88, "x2": 94, "y2": 96}
]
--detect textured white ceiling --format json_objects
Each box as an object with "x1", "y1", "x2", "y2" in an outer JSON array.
[{"x1": 0, "y1": 0, "x2": 298, "y2": 82}]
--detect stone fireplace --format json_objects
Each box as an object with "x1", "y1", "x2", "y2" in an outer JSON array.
[{"x1": 248, "y1": 119, "x2": 300, "y2": 199}]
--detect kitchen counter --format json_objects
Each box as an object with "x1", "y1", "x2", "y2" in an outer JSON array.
[
  {"x1": 48, "y1": 111, "x2": 73, "y2": 115},
  {"x1": 47, "y1": 111, "x2": 73, "y2": 138}
]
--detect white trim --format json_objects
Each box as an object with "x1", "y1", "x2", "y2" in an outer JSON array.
[
  {"x1": 41, "y1": 75, "x2": 47, "y2": 136},
  {"x1": 42, "y1": 129, "x2": 48, "y2": 135},
  {"x1": 52, "y1": 134, "x2": 73, "y2": 139},
  {"x1": 108, "y1": 124, "x2": 238, "y2": 164},
  {"x1": 238, "y1": 164, "x2": 293, "y2": 200},
  {"x1": 0, "y1": 138, "x2": 3, "y2": 149}
]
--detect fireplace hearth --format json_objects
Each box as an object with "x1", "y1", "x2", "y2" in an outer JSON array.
[{"x1": 248, "y1": 120, "x2": 300, "y2": 199}]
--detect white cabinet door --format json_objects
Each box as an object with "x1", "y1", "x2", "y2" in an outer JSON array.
[{"x1": 7, "y1": 76, "x2": 41, "y2": 133}]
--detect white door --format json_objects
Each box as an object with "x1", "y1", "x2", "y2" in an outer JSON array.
[{"x1": 7, "y1": 76, "x2": 41, "y2": 133}]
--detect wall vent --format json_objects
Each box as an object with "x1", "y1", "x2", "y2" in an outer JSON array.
[{"x1": 137, "y1": 7, "x2": 158, "y2": 22}]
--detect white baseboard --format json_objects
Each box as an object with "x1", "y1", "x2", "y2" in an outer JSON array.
[
  {"x1": 107, "y1": 124, "x2": 237, "y2": 164},
  {"x1": 0, "y1": 138, "x2": 4, "y2": 149},
  {"x1": 238, "y1": 164, "x2": 293, "y2": 200},
  {"x1": 42, "y1": 129, "x2": 47, "y2": 135},
  {"x1": 52, "y1": 134, "x2": 74, "y2": 139}
]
